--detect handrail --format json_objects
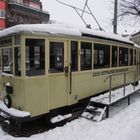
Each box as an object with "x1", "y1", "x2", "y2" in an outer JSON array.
[{"x1": 105, "y1": 70, "x2": 136, "y2": 103}]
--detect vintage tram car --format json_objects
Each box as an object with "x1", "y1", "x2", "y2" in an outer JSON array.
[{"x1": 0, "y1": 23, "x2": 139, "y2": 132}]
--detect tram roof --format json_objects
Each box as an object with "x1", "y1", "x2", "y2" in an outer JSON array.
[
  {"x1": 0, "y1": 23, "x2": 133, "y2": 45},
  {"x1": 134, "y1": 44, "x2": 140, "y2": 48}
]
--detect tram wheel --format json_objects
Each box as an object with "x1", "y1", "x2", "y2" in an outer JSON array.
[
  {"x1": 4, "y1": 95, "x2": 12, "y2": 108},
  {"x1": 1, "y1": 120, "x2": 10, "y2": 133}
]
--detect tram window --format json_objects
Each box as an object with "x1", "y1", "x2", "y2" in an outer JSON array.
[
  {"x1": 14, "y1": 35, "x2": 20, "y2": 45},
  {"x1": 94, "y1": 43, "x2": 110, "y2": 69},
  {"x1": 0, "y1": 51, "x2": 1, "y2": 72},
  {"x1": 119, "y1": 47, "x2": 128, "y2": 66},
  {"x1": 112, "y1": 46, "x2": 118, "y2": 67},
  {"x1": 134, "y1": 50, "x2": 136, "y2": 65},
  {"x1": 71, "y1": 41, "x2": 78, "y2": 71},
  {"x1": 130, "y1": 49, "x2": 133, "y2": 66},
  {"x1": 26, "y1": 39, "x2": 45, "y2": 76},
  {"x1": 14, "y1": 47, "x2": 21, "y2": 76},
  {"x1": 49, "y1": 42, "x2": 64, "y2": 73},
  {"x1": 81, "y1": 42, "x2": 92, "y2": 70},
  {"x1": 0, "y1": 37, "x2": 12, "y2": 47},
  {"x1": 2, "y1": 48, "x2": 13, "y2": 74}
]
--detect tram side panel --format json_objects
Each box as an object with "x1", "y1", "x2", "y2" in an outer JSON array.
[
  {"x1": 71, "y1": 72, "x2": 110, "y2": 101},
  {"x1": 0, "y1": 76, "x2": 26, "y2": 112},
  {"x1": 24, "y1": 77, "x2": 49, "y2": 117},
  {"x1": 70, "y1": 66, "x2": 136, "y2": 104},
  {"x1": 49, "y1": 74, "x2": 68, "y2": 110}
]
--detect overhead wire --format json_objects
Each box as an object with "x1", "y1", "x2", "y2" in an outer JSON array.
[{"x1": 56, "y1": 0, "x2": 104, "y2": 30}]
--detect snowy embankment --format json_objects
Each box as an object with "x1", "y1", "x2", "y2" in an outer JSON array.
[{"x1": 1, "y1": 93, "x2": 140, "y2": 139}]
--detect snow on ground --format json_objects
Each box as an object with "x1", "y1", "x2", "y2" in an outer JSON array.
[{"x1": 1, "y1": 92, "x2": 140, "y2": 139}]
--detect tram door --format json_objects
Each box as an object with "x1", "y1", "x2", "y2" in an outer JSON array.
[{"x1": 49, "y1": 41, "x2": 69, "y2": 109}]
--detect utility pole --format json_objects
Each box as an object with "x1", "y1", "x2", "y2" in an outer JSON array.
[{"x1": 113, "y1": 0, "x2": 118, "y2": 34}]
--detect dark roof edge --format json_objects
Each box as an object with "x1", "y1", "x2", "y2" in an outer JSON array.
[
  {"x1": 132, "y1": 31, "x2": 140, "y2": 37},
  {"x1": 82, "y1": 33, "x2": 133, "y2": 45}
]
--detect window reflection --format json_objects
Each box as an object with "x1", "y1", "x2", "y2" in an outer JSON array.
[
  {"x1": 81, "y1": 42, "x2": 92, "y2": 70},
  {"x1": 94, "y1": 44, "x2": 110, "y2": 69},
  {"x1": 2, "y1": 48, "x2": 13, "y2": 74},
  {"x1": 49, "y1": 42, "x2": 64, "y2": 73},
  {"x1": 26, "y1": 39, "x2": 45, "y2": 76},
  {"x1": 112, "y1": 46, "x2": 118, "y2": 67},
  {"x1": 71, "y1": 41, "x2": 78, "y2": 71},
  {"x1": 14, "y1": 47, "x2": 21, "y2": 76},
  {"x1": 119, "y1": 47, "x2": 128, "y2": 66}
]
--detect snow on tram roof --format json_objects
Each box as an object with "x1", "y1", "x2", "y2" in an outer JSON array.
[
  {"x1": 0, "y1": 24, "x2": 81, "y2": 37},
  {"x1": 134, "y1": 44, "x2": 140, "y2": 48},
  {"x1": 0, "y1": 23, "x2": 133, "y2": 45}
]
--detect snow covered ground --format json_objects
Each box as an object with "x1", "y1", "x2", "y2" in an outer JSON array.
[{"x1": 1, "y1": 92, "x2": 140, "y2": 139}]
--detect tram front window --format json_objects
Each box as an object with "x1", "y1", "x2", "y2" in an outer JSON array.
[
  {"x1": 26, "y1": 39, "x2": 45, "y2": 76},
  {"x1": 2, "y1": 48, "x2": 13, "y2": 74}
]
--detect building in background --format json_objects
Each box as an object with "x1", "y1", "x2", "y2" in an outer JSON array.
[
  {"x1": 132, "y1": 31, "x2": 140, "y2": 45},
  {"x1": 0, "y1": 0, "x2": 50, "y2": 29}
]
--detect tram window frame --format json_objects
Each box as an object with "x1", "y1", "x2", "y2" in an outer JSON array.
[
  {"x1": 130, "y1": 49, "x2": 133, "y2": 66},
  {"x1": 49, "y1": 42, "x2": 64, "y2": 73},
  {"x1": 71, "y1": 41, "x2": 78, "y2": 71},
  {"x1": 112, "y1": 46, "x2": 118, "y2": 67},
  {"x1": 14, "y1": 47, "x2": 21, "y2": 76},
  {"x1": 94, "y1": 43, "x2": 110, "y2": 69},
  {"x1": 25, "y1": 39, "x2": 45, "y2": 76},
  {"x1": 2, "y1": 47, "x2": 13, "y2": 74},
  {"x1": 81, "y1": 42, "x2": 92, "y2": 71},
  {"x1": 119, "y1": 47, "x2": 128, "y2": 66}
]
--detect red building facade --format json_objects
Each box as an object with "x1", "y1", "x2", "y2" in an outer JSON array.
[
  {"x1": 0, "y1": 0, "x2": 6, "y2": 29},
  {"x1": 0, "y1": 0, "x2": 50, "y2": 29}
]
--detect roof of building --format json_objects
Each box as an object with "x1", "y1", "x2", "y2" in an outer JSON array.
[
  {"x1": 132, "y1": 31, "x2": 140, "y2": 37},
  {"x1": 0, "y1": 23, "x2": 134, "y2": 45}
]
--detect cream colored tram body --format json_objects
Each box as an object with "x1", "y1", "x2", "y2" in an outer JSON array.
[{"x1": 0, "y1": 24, "x2": 139, "y2": 130}]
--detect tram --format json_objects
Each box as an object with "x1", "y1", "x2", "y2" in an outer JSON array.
[{"x1": 0, "y1": 23, "x2": 139, "y2": 131}]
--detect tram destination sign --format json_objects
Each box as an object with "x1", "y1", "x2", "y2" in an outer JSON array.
[{"x1": 93, "y1": 68, "x2": 129, "y2": 77}]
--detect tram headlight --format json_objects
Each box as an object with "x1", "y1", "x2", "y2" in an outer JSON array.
[
  {"x1": 5, "y1": 82, "x2": 13, "y2": 94},
  {"x1": 4, "y1": 95, "x2": 12, "y2": 108}
]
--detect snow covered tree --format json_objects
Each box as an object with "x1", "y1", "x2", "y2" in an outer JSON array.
[{"x1": 119, "y1": 0, "x2": 140, "y2": 24}]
